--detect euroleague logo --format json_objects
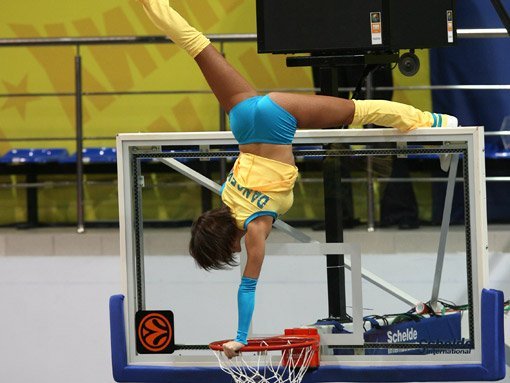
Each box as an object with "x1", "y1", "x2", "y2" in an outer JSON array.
[{"x1": 135, "y1": 310, "x2": 175, "y2": 354}]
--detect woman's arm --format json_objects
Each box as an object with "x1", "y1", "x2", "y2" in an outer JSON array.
[
  {"x1": 222, "y1": 217, "x2": 272, "y2": 358},
  {"x1": 242, "y1": 217, "x2": 271, "y2": 278}
]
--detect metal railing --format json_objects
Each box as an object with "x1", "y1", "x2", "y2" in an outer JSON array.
[{"x1": 0, "y1": 28, "x2": 509, "y2": 232}]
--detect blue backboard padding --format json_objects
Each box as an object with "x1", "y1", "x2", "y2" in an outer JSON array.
[
  {"x1": 110, "y1": 289, "x2": 506, "y2": 382},
  {"x1": 364, "y1": 311, "x2": 462, "y2": 355},
  {"x1": 109, "y1": 295, "x2": 230, "y2": 383}
]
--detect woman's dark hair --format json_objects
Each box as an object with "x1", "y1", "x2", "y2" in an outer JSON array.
[{"x1": 189, "y1": 205, "x2": 239, "y2": 271}]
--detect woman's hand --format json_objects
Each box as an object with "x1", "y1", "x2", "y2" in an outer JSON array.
[{"x1": 222, "y1": 340, "x2": 245, "y2": 358}]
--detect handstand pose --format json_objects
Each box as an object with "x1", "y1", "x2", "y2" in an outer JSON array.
[{"x1": 136, "y1": 0, "x2": 458, "y2": 358}]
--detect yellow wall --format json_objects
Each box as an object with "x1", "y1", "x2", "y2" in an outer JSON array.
[
  {"x1": 0, "y1": 1, "x2": 314, "y2": 152},
  {"x1": 0, "y1": 1, "x2": 432, "y2": 225}
]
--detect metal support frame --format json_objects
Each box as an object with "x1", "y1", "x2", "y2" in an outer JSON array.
[
  {"x1": 431, "y1": 154, "x2": 460, "y2": 309},
  {"x1": 291, "y1": 55, "x2": 403, "y2": 320},
  {"x1": 365, "y1": 72, "x2": 376, "y2": 233},
  {"x1": 132, "y1": 157, "x2": 146, "y2": 312},
  {"x1": 491, "y1": 0, "x2": 510, "y2": 35},
  {"x1": 316, "y1": 66, "x2": 349, "y2": 322},
  {"x1": 75, "y1": 47, "x2": 85, "y2": 234},
  {"x1": 160, "y1": 156, "x2": 419, "y2": 306},
  {"x1": 266, "y1": 242, "x2": 364, "y2": 346},
  {"x1": 25, "y1": 172, "x2": 39, "y2": 228},
  {"x1": 117, "y1": 127, "x2": 487, "y2": 365}
]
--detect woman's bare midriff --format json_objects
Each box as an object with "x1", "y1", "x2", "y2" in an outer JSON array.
[{"x1": 239, "y1": 143, "x2": 295, "y2": 166}]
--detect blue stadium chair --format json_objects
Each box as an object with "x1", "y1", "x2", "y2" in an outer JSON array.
[
  {"x1": 159, "y1": 149, "x2": 196, "y2": 164},
  {"x1": 0, "y1": 148, "x2": 69, "y2": 164},
  {"x1": 485, "y1": 143, "x2": 510, "y2": 159},
  {"x1": 82, "y1": 147, "x2": 117, "y2": 163},
  {"x1": 293, "y1": 145, "x2": 324, "y2": 161},
  {"x1": 62, "y1": 147, "x2": 117, "y2": 164},
  {"x1": 500, "y1": 115, "x2": 510, "y2": 150},
  {"x1": 485, "y1": 115, "x2": 510, "y2": 159}
]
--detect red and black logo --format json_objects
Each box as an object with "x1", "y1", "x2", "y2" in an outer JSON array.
[{"x1": 135, "y1": 311, "x2": 175, "y2": 354}]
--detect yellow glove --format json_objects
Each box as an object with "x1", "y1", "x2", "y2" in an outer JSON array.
[{"x1": 137, "y1": 0, "x2": 210, "y2": 58}]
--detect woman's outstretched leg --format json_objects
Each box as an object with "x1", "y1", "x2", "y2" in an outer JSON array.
[
  {"x1": 137, "y1": 0, "x2": 257, "y2": 112},
  {"x1": 269, "y1": 92, "x2": 457, "y2": 132},
  {"x1": 194, "y1": 45, "x2": 257, "y2": 112},
  {"x1": 350, "y1": 99, "x2": 458, "y2": 131},
  {"x1": 137, "y1": 0, "x2": 457, "y2": 130}
]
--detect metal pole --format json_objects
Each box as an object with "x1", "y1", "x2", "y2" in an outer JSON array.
[
  {"x1": 320, "y1": 67, "x2": 348, "y2": 322},
  {"x1": 219, "y1": 42, "x2": 228, "y2": 184},
  {"x1": 75, "y1": 45, "x2": 85, "y2": 233},
  {"x1": 430, "y1": 154, "x2": 460, "y2": 309},
  {"x1": 490, "y1": 0, "x2": 510, "y2": 35},
  {"x1": 365, "y1": 72, "x2": 375, "y2": 232},
  {"x1": 25, "y1": 171, "x2": 39, "y2": 228},
  {"x1": 0, "y1": 29, "x2": 508, "y2": 49}
]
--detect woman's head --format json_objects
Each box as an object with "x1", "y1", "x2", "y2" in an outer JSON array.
[{"x1": 189, "y1": 205, "x2": 240, "y2": 270}]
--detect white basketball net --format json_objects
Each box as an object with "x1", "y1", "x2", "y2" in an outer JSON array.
[{"x1": 212, "y1": 340, "x2": 315, "y2": 383}]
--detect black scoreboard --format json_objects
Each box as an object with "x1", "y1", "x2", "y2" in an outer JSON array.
[{"x1": 256, "y1": 0, "x2": 456, "y2": 55}]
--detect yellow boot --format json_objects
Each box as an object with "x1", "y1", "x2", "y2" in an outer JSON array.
[
  {"x1": 137, "y1": 0, "x2": 210, "y2": 58},
  {"x1": 351, "y1": 99, "x2": 458, "y2": 132}
]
